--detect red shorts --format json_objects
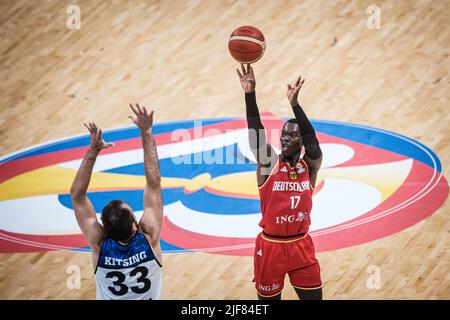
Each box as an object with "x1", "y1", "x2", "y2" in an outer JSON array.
[{"x1": 253, "y1": 232, "x2": 322, "y2": 297}]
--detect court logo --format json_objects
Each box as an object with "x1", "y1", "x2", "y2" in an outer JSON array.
[{"x1": 0, "y1": 114, "x2": 448, "y2": 255}]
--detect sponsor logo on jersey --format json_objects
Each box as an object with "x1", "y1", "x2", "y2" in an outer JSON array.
[
  {"x1": 296, "y1": 164, "x2": 305, "y2": 174},
  {"x1": 258, "y1": 282, "x2": 280, "y2": 292},
  {"x1": 276, "y1": 212, "x2": 308, "y2": 224},
  {"x1": 0, "y1": 113, "x2": 448, "y2": 255}
]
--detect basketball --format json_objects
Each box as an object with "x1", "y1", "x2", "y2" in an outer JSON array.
[{"x1": 228, "y1": 25, "x2": 266, "y2": 64}]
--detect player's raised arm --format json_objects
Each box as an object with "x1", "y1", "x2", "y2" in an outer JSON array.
[
  {"x1": 128, "y1": 104, "x2": 163, "y2": 249},
  {"x1": 287, "y1": 76, "x2": 323, "y2": 186},
  {"x1": 70, "y1": 123, "x2": 115, "y2": 250},
  {"x1": 236, "y1": 64, "x2": 278, "y2": 186}
]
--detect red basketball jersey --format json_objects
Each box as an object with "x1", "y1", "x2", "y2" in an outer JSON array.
[{"x1": 258, "y1": 156, "x2": 314, "y2": 236}]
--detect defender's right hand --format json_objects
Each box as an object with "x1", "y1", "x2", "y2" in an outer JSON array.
[
  {"x1": 129, "y1": 103, "x2": 154, "y2": 133},
  {"x1": 236, "y1": 63, "x2": 256, "y2": 93}
]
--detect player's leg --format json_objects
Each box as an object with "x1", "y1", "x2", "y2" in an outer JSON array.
[
  {"x1": 288, "y1": 235, "x2": 322, "y2": 300},
  {"x1": 253, "y1": 233, "x2": 286, "y2": 300},
  {"x1": 293, "y1": 287, "x2": 322, "y2": 300}
]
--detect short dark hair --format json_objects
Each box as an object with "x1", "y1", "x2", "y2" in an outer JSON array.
[
  {"x1": 283, "y1": 119, "x2": 301, "y2": 134},
  {"x1": 285, "y1": 118, "x2": 298, "y2": 125},
  {"x1": 101, "y1": 200, "x2": 135, "y2": 242}
]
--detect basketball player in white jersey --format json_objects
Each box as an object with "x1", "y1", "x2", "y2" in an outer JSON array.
[{"x1": 70, "y1": 104, "x2": 163, "y2": 300}]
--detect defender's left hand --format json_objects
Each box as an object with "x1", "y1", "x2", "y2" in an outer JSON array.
[{"x1": 84, "y1": 123, "x2": 115, "y2": 151}]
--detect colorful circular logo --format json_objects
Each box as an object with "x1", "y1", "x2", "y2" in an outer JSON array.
[{"x1": 0, "y1": 114, "x2": 448, "y2": 255}]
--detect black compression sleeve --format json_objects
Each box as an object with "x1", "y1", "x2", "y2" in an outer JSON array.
[
  {"x1": 245, "y1": 92, "x2": 264, "y2": 130},
  {"x1": 292, "y1": 104, "x2": 315, "y2": 136},
  {"x1": 245, "y1": 92, "x2": 267, "y2": 153},
  {"x1": 302, "y1": 133, "x2": 322, "y2": 160},
  {"x1": 292, "y1": 104, "x2": 322, "y2": 160}
]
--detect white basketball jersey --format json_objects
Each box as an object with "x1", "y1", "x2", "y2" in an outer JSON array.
[{"x1": 94, "y1": 233, "x2": 162, "y2": 300}]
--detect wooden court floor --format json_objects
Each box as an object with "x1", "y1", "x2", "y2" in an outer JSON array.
[{"x1": 0, "y1": 0, "x2": 449, "y2": 299}]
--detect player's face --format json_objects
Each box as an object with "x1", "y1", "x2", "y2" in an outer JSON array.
[{"x1": 281, "y1": 123, "x2": 301, "y2": 157}]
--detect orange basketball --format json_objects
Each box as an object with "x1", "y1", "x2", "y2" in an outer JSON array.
[{"x1": 228, "y1": 25, "x2": 266, "y2": 64}]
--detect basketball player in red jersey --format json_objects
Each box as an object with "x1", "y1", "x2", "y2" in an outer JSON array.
[{"x1": 236, "y1": 64, "x2": 323, "y2": 300}]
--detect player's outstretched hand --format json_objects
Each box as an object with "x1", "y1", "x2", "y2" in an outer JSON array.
[
  {"x1": 287, "y1": 75, "x2": 306, "y2": 107},
  {"x1": 129, "y1": 103, "x2": 154, "y2": 133},
  {"x1": 84, "y1": 123, "x2": 115, "y2": 151},
  {"x1": 236, "y1": 63, "x2": 256, "y2": 93}
]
